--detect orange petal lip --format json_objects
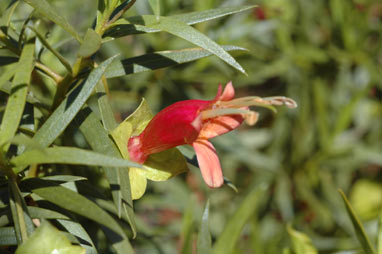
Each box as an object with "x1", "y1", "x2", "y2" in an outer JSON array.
[{"x1": 192, "y1": 139, "x2": 224, "y2": 188}]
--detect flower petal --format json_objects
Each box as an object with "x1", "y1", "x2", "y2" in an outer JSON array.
[
  {"x1": 192, "y1": 139, "x2": 224, "y2": 188},
  {"x1": 219, "y1": 81, "x2": 235, "y2": 101},
  {"x1": 198, "y1": 115, "x2": 243, "y2": 139}
]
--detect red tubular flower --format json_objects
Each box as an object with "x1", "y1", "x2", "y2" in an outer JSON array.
[{"x1": 128, "y1": 82, "x2": 297, "y2": 188}]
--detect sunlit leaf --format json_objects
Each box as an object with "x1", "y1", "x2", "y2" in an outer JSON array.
[
  {"x1": 15, "y1": 221, "x2": 85, "y2": 254},
  {"x1": 78, "y1": 29, "x2": 102, "y2": 57},
  {"x1": 287, "y1": 224, "x2": 318, "y2": 254},
  {"x1": 0, "y1": 43, "x2": 34, "y2": 153},
  {"x1": 350, "y1": 180, "x2": 382, "y2": 220}
]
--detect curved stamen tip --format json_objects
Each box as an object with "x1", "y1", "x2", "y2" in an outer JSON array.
[{"x1": 265, "y1": 96, "x2": 298, "y2": 108}]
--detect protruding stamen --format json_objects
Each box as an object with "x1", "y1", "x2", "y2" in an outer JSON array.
[
  {"x1": 219, "y1": 96, "x2": 298, "y2": 109},
  {"x1": 201, "y1": 108, "x2": 252, "y2": 120}
]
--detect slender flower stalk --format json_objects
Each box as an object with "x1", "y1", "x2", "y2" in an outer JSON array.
[{"x1": 128, "y1": 82, "x2": 297, "y2": 188}]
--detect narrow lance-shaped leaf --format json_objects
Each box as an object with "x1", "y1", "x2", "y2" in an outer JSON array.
[
  {"x1": 338, "y1": 189, "x2": 376, "y2": 254},
  {"x1": 0, "y1": 227, "x2": 17, "y2": 246},
  {"x1": 171, "y1": 5, "x2": 256, "y2": 25},
  {"x1": 75, "y1": 108, "x2": 137, "y2": 238},
  {"x1": 0, "y1": 63, "x2": 17, "y2": 89},
  {"x1": 56, "y1": 219, "x2": 98, "y2": 254},
  {"x1": 8, "y1": 179, "x2": 35, "y2": 244},
  {"x1": 197, "y1": 200, "x2": 212, "y2": 254},
  {"x1": 11, "y1": 146, "x2": 141, "y2": 172},
  {"x1": 104, "y1": 5, "x2": 256, "y2": 37},
  {"x1": 28, "y1": 206, "x2": 69, "y2": 220},
  {"x1": 22, "y1": 178, "x2": 134, "y2": 253},
  {"x1": 95, "y1": 80, "x2": 118, "y2": 131},
  {"x1": 23, "y1": 0, "x2": 82, "y2": 42},
  {"x1": 0, "y1": 1, "x2": 19, "y2": 27},
  {"x1": 126, "y1": 16, "x2": 246, "y2": 74},
  {"x1": 0, "y1": 43, "x2": 35, "y2": 153},
  {"x1": 105, "y1": 45, "x2": 246, "y2": 78},
  {"x1": 213, "y1": 184, "x2": 268, "y2": 254},
  {"x1": 32, "y1": 55, "x2": 118, "y2": 148}
]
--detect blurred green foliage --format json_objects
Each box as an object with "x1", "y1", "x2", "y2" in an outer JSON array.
[{"x1": 0, "y1": 0, "x2": 381, "y2": 253}]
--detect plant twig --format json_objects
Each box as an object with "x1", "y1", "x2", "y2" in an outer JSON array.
[{"x1": 35, "y1": 62, "x2": 63, "y2": 84}]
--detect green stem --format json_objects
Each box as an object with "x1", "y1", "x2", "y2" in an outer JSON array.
[{"x1": 35, "y1": 62, "x2": 63, "y2": 84}]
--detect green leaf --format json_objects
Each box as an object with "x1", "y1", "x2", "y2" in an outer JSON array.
[
  {"x1": 42, "y1": 175, "x2": 87, "y2": 182},
  {"x1": 197, "y1": 200, "x2": 212, "y2": 254},
  {"x1": 76, "y1": 108, "x2": 137, "y2": 238},
  {"x1": 8, "y1": 179, "x2": 35, "y2": 244},
  {"x1": 78, "y1": 29, "x2": 102, "y2": 57},
  {"x1": 350, "y1": 180, "x2": 382, "y2": 220},
  {"x1": 110, "y1": 99, "x2": 188, "y2": 200},
  {"x1": 105, "y1": 46, "x2": 246, "y2": 78},
  {"x1": 213, "y1": 184, "x2": 268, "y2": 254},
  {"x1": 56, "y1": 219, "x2": 98, "y2": 254},
  {"x1": 171, "y1": 5, "x2": 256, "y2": 25},
  {"x1": 23, "y1": 0, "x2": 82, "y2": 42},
  {"x1": 15, "y1": 221, "x2": 85, "y2": 254},
  {"x1": 287, "y1": 225, "x2": 318, "y2": 254},
  {"x1": 180, "y1": 198, "x2": 196, "y2": 254},
  {"x1": 0, "y1": 227, "x2": 17, "y2": 246},
  {"x1": 148, "y1": 0, "x2": 160, "y2": 20},
  {"x1": 95, "y1": 80, "x2": 118, "y2": 131},
  {"x1": 32, "y1": 55, "x2": 117, "y2": 148},
  {"x1": 339, "y1": 189, "x2": 376, "y2": 254},
  {"x1": 28, "y1": 206, "x2": 70, "y2": 220},
  {"x1": 105, "y1": 5, "x2": 256, "y2": 37},
  {"x1": 0, "y1": 43, "x2": 35, "y2": 153},
  {"x1": 120, "y1": 16, "x2": 246, "y2": 74},
  {"x1": 11, "y1": 146, "x2": 141, "y2": 170},
  {"x1": 0, "y1": 63, "x2": 17, "y2": 89},
  {"x1": 22, "y1": 178, "x2": 134, "y2": 253}
]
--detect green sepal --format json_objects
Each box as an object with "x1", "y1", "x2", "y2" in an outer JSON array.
[{"x1": 111, "y1": 99, "x2": 188, "y2": 199}]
